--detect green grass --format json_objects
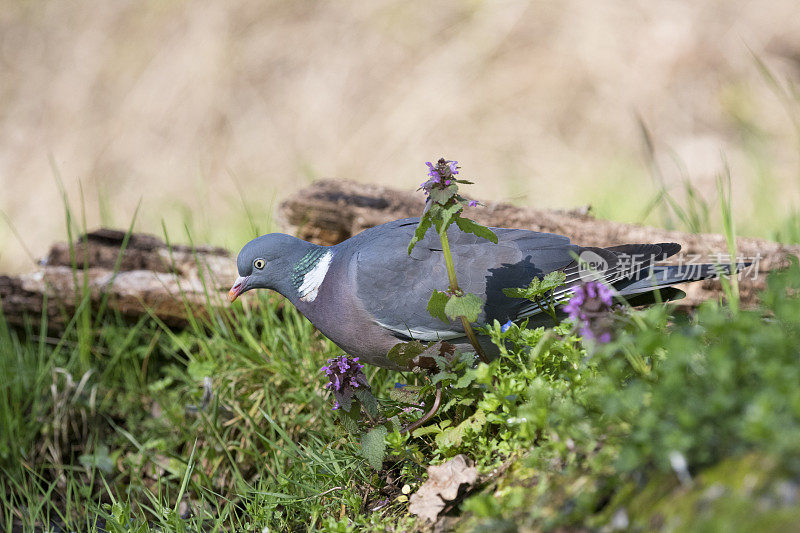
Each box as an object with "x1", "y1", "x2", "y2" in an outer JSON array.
[{"x1": 0, "y1": 280, "x2": 416, "y2": 530}]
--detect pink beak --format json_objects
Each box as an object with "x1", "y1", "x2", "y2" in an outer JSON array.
[{"x1": 228, "y1": 276, "x2": 249, "y2": 302}]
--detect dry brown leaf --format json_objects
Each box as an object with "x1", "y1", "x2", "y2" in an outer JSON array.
[{"x1": 408, "y1": 454, "x2": 478, "y2": 523}]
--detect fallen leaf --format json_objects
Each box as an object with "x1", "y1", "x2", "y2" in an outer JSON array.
[{"x1": 408, "y1": 454, "x2": 478, "y2": 523}]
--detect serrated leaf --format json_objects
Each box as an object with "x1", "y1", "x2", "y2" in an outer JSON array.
[
  {"x1": 387, "y1": 341, "x2": 427, "y2": 369},
  {"x1": 408, "y1": 213, "x2": 432, "y2": 254},
  {"x1": 540, "y1": 270, "x2": 567, "y2": 292},
  {"x1": 427, "y1": 290, "x2": 450, "y2": 323},
  {"x1": 362, "y1": 426, "x2": 388, "y2": 470},
  {"x1": 355, "y1": 390, "x2": 378, "y2": 419},
  {"x1": 432, "y1": 354, "x2": 450, "y2": 372},
  {"x1": 429, "y1": 184, "x2": 458, "y2": 205},
  {"x1": 337, "y1": 390, "x2": 354, "y2": 412},
  {"x1": 444, "y1": 292, "x2": 483, "y2": 322},
  {"x1": 339, "y1": 406, "x2": 361, "y2": 434},
  {"x1": 455, "y1": 217, "x2": 498, "y2": 243},
  {"x1": 503, "y1": 271, "x2": 566, "y2": 300}
]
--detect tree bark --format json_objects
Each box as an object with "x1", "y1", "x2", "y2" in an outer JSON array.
[{"x1": 0, "y1": 229, "x2": 235, "y2": 330}]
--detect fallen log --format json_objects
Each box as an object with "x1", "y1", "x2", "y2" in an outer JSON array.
[
  {"x1": 1, "y1": 180, "x2": 796, "y2": 330},
  {"x1": 0, "y1": 229, "x2": 236, "y2": 329}
]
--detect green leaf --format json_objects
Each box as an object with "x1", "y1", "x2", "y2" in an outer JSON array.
[
  {"x1": 337, "y1": 390, "x2": 354, "y2": 412},
  {"x1": 386, "y1": 416, "x2": 402, "y2": 434},
  {"x1": 408, "y1": 213, "x2": 432, "y2": 254},
  {"x1": 501, "y1": 287, "x2": 528, "y2": 298},
  {"x1": 540, "y1": 270, "x2": 567, "y2": 292},
  {"x1": 445, "y1": 292, "x2": 484, "y2": 322},
  {"x1": 362, "y1": 426, "x2": 388, "y2": 470},
  {"x1": 427, "y1": 290, "x2": 450, "y2": 322},
  {"x1": 339, "y1": 405, "x2": 361, "y2": 434},
  {"x1": 431, "y1": 371, "x2": 457, "y2": 385},
  {"x1": 387, "y1": 341, "x2": 427, "y2": 369},
  {"x1": 355, "y1": 390, "x2": 379, "y2": 419},
  {"x1": 503, "y1": 270, "x2": 567, "y2": 300},
  {"x1": 435, "y1": 410, "x2": 487, "y2": 448},
  {"x1": 438, "y1": 202, "x2": 464, "y2": 233},
  {"x1": 429, "y1": 184, "x2": 458, "y2": 205},
  {"x1": 455, "y1": 217, "x2": 498, "y2": 243},
  {"x1": 411, "y1": 424, "x2": 442, "y2": 438},
  {"x1": 453, "y1": 369, "x2": 477, "y2": 389}
]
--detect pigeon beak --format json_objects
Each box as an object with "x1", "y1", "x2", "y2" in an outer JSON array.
[{"x1": 228, "y1": 276, "x2": 249, "y2": 302}]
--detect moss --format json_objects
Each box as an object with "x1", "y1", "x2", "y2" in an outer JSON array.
[{"x1": 609, "y1": 454, "x2": 800, "y2": 532}]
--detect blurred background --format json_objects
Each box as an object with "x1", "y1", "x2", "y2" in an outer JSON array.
[{"x1": 1, "y1": 0, "x2": 799, "y2": 274}]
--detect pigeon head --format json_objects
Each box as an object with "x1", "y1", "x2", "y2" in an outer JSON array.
[{"x1": 229, "y1": 233, "x2": 310, "y2": 302}]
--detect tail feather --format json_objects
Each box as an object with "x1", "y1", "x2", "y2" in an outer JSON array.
[
  {"x1": 517, "y1": 259, "x2": 749, "y2": 320},
  {"x1": 616, "y1": 262, "x2": 748, "y2": 297}
]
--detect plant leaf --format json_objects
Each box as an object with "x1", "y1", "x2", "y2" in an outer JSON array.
[
  {"x1": 437, "y1": 202, "x2": 464, "y2": 233},
  {"x1": 387, "y1": 341, "x2": 428, "y2": 369},
  {"x1": 429, "y1": 184, "x2": 458, "y2": 205},
  {"x1": 361, "y1": 426, "x2": 388, "y2": 470},
  {"x1": 355, "y1": 389, "x2": 378, "y2": 419},
  {"x1": 427, "y1": 290, "x2": 450, "y2": 323},
  {"x1": 445, "y1": 292, "x2": 483, "y2": 322},
  {"x1": 455, "y1": 217, "x2": 498, "y2": 243},
  {"x1": 503, "y1": 271, "x2": 566, "y2": 300},
  {"x1": 339, "y1": 405, "x2": 361, "y2": 434},
  {"x1": 408, "y1": 213, "x2": 432, "y2": 254}
]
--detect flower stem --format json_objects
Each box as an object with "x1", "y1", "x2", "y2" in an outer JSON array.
[
  {"x1": 438, "y1": 226, "x2": 460, "y2": 292},
  {"x1": 439, "y1": 227, "x2": 490, "y2": 364}
]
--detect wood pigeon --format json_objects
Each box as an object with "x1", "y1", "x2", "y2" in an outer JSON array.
[{"x1": 229, "y1": 217, "x2": 730, "y2": 369}]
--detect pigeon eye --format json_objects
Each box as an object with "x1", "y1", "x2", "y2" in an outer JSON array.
[{"x1": 253, "y1": 258, "x2": 266, "y2": 270}]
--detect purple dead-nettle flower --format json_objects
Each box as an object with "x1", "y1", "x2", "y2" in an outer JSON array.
[
  {"x1": 320, "y1": 355, "x2": 371, "y2": 410},
  {"x1": 564, "y1": 281, "x2": 616, "y2": 343},
  {"x1": 420, "y1": 158, "x2": 460, "y2": 198}
]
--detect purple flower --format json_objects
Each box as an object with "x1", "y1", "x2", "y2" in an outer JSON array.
[
  {"x1": 501, "y1": 319, "x2": 514, "y2": 333},
  {"x1": 564, "y1": 281, "x2": 616, "y2": 343},
  {"x1": 321, "y1": 355, "x2": 371, "y2": 410},
  {"x1": 468, "y1": 200, "x2": 479, "y2": 207},
  {"x1": 420, "y1": 158, "x2": 460, "y2": 199}
]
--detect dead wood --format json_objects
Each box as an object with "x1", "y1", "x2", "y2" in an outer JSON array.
[{"x1": 0, "y1": 229, "x2": 235, "y2": 330}]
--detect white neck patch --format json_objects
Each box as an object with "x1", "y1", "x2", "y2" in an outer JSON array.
[{"x1": 298, "y1": 250, "x2": 333, "y2": 302}]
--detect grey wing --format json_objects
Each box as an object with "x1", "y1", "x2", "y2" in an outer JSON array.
[{"x1": 353, "y1": 219, "x2": 579, "y2": 342}]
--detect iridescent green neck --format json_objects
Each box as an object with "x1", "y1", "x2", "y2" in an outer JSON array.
[{"x1": 290, "y1": 248, "x2": 328, "y2": 292}]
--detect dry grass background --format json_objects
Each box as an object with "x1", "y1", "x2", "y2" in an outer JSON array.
[{"x1": 1, "y1": 0, "x2": 799, "y2": 274}]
